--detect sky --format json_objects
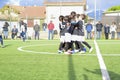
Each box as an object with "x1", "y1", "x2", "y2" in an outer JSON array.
[
  {"x1": 87, "y1": 0, "x2": 120, "y2": 11},
  {"x1": 0, "y1": 0, "x2": 120, "y2": 11}
]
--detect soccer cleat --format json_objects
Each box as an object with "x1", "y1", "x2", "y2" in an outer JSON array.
[
  {"x1": 68, "y1": 50, "x2": 75, "y2": 54},
  {"x1": 74, "y1": 49, "x2": 79, "y2": 53},
  {"x1": 79, "y1": 47, "x2": 86, "y2": 54},
  {"x1": 83, "y1": 47, "x2": 86, "y2": 52},
  {"x1": 89, "y1": 47, "x2": 93, "y2": 53},
  {"x1": 58, "y1": 50, "x2": 63, "y2": 54},
  {"x1": 64, "y1": 52, "x2": 70, "y2": 54},
  {"x1": 79, "y1": 50, "x2": 86, "y2": 54}
]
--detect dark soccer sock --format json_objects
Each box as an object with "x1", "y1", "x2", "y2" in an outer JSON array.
[
  {"x1": 1, "y1": 40, "x2": 3, "y2": 45},
  {"x1": 75, "y1": 41, "x2": 79, "y2": 50},
  {"x1": 70, "y1": 41, "x2": 74, "y2": 50},
  {"x1": 64, "y1": 42, "x2": 70, "y2": 51},
  {"x1": 59, "y1": 42, "x2": 65, "y2": 50},
  {"x1": 82, "y1": 41, "x2": 91, "y2": 49},
  {"x1": 78, "y1": 41, "x2": 84, "y2": 50}
]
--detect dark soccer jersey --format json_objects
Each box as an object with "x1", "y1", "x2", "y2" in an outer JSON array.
[
  {"x1": 59, "y1": 22, "x2": 66, "y2": 36},
  {"x1": 69, "y1": 21, "x2": 77, "y2": 34},
  {"x1": 64, "y1": 27, "x2": 71, "y2": 34},
  {"x1": 72, "y1": 28, "x2": 79, "y2": 35},
  {"x1": 76, "y1": 20, "x2": 85, "y2": 36}
]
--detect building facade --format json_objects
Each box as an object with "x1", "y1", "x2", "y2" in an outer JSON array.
[
  {"x1": 44, "y1": 0, "x2": 86, "y2": 30},
  {"x1": 102, "y1": 11, "x2": 120, "y2": 25},
  {"x1": 101, "y1": 11, "x2": 120, "y2": 39}
]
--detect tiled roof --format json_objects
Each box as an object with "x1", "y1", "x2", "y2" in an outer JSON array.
[
  {"x1": 8, "y1": 5, "x2": 46, "y2": 19},
  {"x1": 44, "y1": 0, "x2": 86, "y2": 6},
  {"x1": 46, "y1": 0, "x2": 83, "y2": 2},
  {"x1": 0, "y1": 14, "x2": 8, "y2": 19},
  {"x1": 19, "y1": 6, "x2": 46, "y2": 19}
]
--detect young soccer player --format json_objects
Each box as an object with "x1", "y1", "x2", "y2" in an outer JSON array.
[
  {"x1": 76, "y1": 14, "x2": 93, "y2": 53},
  {"x1": 0, "y1": 28, "x2": 4, "y2": 48},
  {"x1": 69, "y1": 12, "x2": 85, "y2": 53},
  {"x1": 64, "y1": 22, "x2": 72, "y2": 54},
  {"x1": 58, "y1": 15, "x2": 66, "y2": 53},
  {"x1": 20, "y1": 22, "x2": 26, "y2": 42}
]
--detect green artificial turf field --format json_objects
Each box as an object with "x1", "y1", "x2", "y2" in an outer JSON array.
[{"x1": 0, "y1": 40, "x2": 120, "y2": 80}]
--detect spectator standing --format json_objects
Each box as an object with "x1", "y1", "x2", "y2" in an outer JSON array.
[
  {"x1": 48, "y1": 20, "x2": 54, "y2": 40},
  {"x1": 33, "y1": 22, "x2": 40, "y2": 40},
  {"x1": 11, "y1": 25, "x2": 18, "y2": 39},
  {"x1": 110, "y1": 22, "x2": 117, "y2": 39},
  {"x1": 3, "y1": 22, "x2": 9, "y2": 39},
  {"x1": 104, "y1": 24, "x2": 110, "y2": 40},
  {"x1": 96, "y1": 21, "x2": 103, "y2": 39},
  {"x1": 117, "y1": 22, "x2": 120, "y2": 39},
  {"x1": 85, "y1": 21, "x2": 93, "y2": 39}
]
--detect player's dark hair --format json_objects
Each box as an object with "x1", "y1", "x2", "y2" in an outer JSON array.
[
  {"x1": 64, "y1": 15, "x2": 71, "y2": 23},
  {"x1": 81, "y1": 14, "x2": 86, "y2": 20},
  {"x1": 59, "y1": 15, "x2": 64, "y2": 22},
  {"x1": 70, "y1": 11, "x2": 76, "y2": 17}
]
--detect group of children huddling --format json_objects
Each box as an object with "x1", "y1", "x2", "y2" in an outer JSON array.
[{"x1": 58, "y1": 11, "x2": 93, "y2": 54}]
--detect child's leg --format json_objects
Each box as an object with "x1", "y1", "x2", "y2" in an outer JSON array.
[
  {"x1": 0, "y1": 36, "x2": 4, "y2": 47},
  {"x1": 23, "y1": 37, "x2": 25, "y2": 42},
  {"x1": 22, "y1": 34, "x2": 26, "y2": 42},
  {"x1": 1, "y1": 39, "x2": 4, "y2": 46},
  {"x1": 70, "y1": 41, "x2": 74, "y2": 51},
  {"x1": 82, "y1": 41, "x2": 91, "y2": 49},
  {"x1": 59, "y1": 42, "x2": 65, "y2": 51},
  {"x1": 82, "y1": 41, "x2": 93, "y2": 53},
  {"x1": 77, "y1": 41, "x2": 84, "y2": 50},
  {"x1": 59, "y1": 36, "x2": 65, "y2": 51},
  {"x1": 75, "y1": 41, "x2": 79, "y2": 50},
  {"x1": 64, "y1": 42, "x2": 69, "y2": 51}
]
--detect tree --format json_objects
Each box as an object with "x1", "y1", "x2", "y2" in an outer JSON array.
[
  {"x1": 107, "y1": 5, "x2": 120, "y2": 11},
  {"x1": 0, "y1": 5, "x2": 20, "y2": 21}
]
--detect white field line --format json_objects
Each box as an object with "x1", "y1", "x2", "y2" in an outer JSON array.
[
  {"x1": 102, "y1": 54, "x2": 120, "y2": 56},
  {"x1": 4, "y1": 40, "x2": 59, "y2": 42},
  {"x1": 96, "y1": 40, "x2": 120, "y2": 41},
  {"x1": 17, "y1": 44, "x2": 96, "y2": 55},
  {"x1": 94, "y1": 40, "x2": 110, "y2": 80},
  {"x1": 17, "y1": 44, "x2": 120, "y2": 57},
  {"x1": 17, "y1": 44, "x2": 57, "y2": 54}
]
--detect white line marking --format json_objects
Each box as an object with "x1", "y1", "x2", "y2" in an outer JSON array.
[
  {"x1": 96, "y1": 40, "x2": 120, "y2": 41},
  {"x1": 94, "y1": 40, "x2": 110, "y2": 80},
  {"x1": 102, "y1": 54, "x2": 120, "y2": 56},
  {"x1": 17, "y1": 44, "x2": 96, "y2": 55},
  {"x1": 17, "y1": 44, "x2": 57, "y2": 54},
  {"x1": 17, "y1": 44, "x2": 120, "y2": 57}
]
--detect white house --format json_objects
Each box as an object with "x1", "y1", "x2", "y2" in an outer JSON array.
[
  {"x1": 44, "y1": 0, "x2": 86, "y2": 30},
  {"x1": 104, "y1": 11, "x2": 120, "y2": 16},
  {"x1": 102, "y1": 11, "x2": 120, "y2": 25},
  {"x1": 101, "y1": 11, "x2": 120, "y2": 39}
]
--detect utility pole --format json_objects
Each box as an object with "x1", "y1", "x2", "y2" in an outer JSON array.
[
  {"x1": 9, "y1": 5, "x2": 12, "y2": 31},
  {"x1": 94, "y1": 0, "x2": 96, "y2": 40}
]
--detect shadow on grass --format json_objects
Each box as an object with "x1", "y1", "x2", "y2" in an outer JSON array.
[
  {"x1": 84, "y1": 68, "x2": 120, "y2": 80},
  {"x1": 68, "y1": 55, "x2": 76, "y2": 80},
  {"x1": 82, "y1": 74, "x2": 89, "y2": 80},
  {"x1": 3, "y1": 44, "x2": 12, "y2": 48}
]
